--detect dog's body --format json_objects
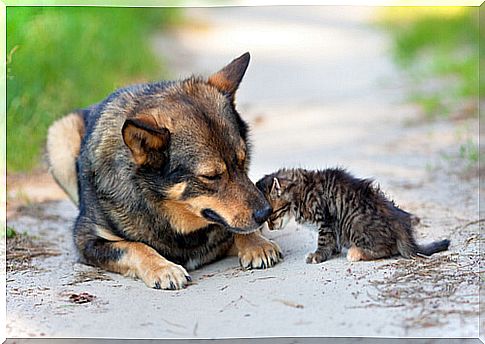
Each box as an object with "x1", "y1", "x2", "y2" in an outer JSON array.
[{"x1": 46, "y1": 54, "x2": 282, "y2": 289}]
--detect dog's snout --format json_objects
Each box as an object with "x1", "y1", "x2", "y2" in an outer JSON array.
[{"x1": 253, "y1": 204, "x2": 273, "y2": 225}]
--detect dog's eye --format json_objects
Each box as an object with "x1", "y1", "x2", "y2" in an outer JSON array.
[{"x1": 200, "y1": 173, "x2": 223, "y2": 181}]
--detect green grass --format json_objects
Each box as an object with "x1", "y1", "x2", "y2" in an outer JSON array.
[
  {"x1": 7, "y1": 7, "x2": 180, "y2": 172},
  {"x1": 1, "y1": 225, "x2": 18, "y2": 239},
  {"x1": 6, "y1": 226, "x2": 17, "y2": 239},
  {"x1": 378, "y1": 7, "x2": 479, "y2": 119}
]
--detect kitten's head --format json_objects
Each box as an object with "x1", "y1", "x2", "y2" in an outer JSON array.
[{"x1": 256, "y1": 170, "x2": 295, "y2": 230}]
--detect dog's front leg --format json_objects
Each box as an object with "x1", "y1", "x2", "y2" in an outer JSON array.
[
  {"x1": 229, "y1": 231, "x2": 283, "y2": 269},
  {"x1": 78, "y1": 236, "x2": 191, "y2": 290}
]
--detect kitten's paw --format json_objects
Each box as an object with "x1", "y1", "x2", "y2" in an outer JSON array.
[
  {"x1": 346, "y1": 246, "x2": 366, "y2": 262},
  {"x1": 306, "y1": 251, "x2": 328, "y2": 264},
  {"x1": 236, "y1": 233, "x2": 283, "y2": 270}
]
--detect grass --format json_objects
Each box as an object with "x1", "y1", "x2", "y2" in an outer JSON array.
[
  {"x1": 7, "y1": 7, "x2": 180, "y2": 172},
  {"x1": 6, "y1": 226, "x2": 17, "y2": 239},
  {"x1": 377, "y1": 7, "x2": 479, "y2": 170},
  {"x1": 2, "y1": 226, "x2": 18, "y2": 240},
  {"x1": 377, "y1": 7, "x2": 479, "y2": 120}
]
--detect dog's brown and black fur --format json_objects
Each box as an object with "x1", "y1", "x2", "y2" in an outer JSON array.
[
  {"x1": 46, "y1": 53, "x2": 282, "y2": 289},
  {"x1": 256, "y1": 168, "x2": 450, "y2": 263}
]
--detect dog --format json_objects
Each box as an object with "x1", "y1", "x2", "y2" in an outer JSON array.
[{"x1": 46, "y1": 53, "x2": 282, "y2": 290}]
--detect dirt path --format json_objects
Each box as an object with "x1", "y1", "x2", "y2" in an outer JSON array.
[{"x1": 6, "y1": 6, "x2": 481, "y2": 339}]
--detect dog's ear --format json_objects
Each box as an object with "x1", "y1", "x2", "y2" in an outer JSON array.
[
  {"x1": 208, "y1": 52, "x2": 250, "y2": 99},
  {"x1": 122, "y1": 116, "x2": 170, "y2": 167}
]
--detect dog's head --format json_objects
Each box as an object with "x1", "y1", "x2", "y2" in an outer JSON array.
[
  {"x1": 121, "y1": 53, "x2": 272, "y2": 234},
  {"x1": 256, "y1": 170, "x2": 296, "y2": 231}
]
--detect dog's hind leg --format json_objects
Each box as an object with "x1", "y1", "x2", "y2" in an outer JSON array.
[
  {"x1": 46, "y1": 111, "x2": 85, "y2": 205},
  {"x1": 346, "y1": 244, "x2": 396, "y2": 262}
]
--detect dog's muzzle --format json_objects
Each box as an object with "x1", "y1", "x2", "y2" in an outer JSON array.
[
  {"x1": 201, "y1": 206, "x2": 272, "y2": 234},
  {"x1": 253, "y1": 204, "x2": 273, "y2": 225}
]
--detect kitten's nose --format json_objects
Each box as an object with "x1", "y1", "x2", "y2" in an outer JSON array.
[{"x1": 253, "y1": 204, "x2": 273, "y2": 225}]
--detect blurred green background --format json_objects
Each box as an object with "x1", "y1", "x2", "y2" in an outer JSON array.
[
  {"x1": 378, "y1": 7, "x2": 480, "y2": 165},
  {"x1": 7, "y1": 7, "x2": 179, "y2": 171},
  {"x1": 378, "y1": 7, "x2": 479, "y2": 119},
  {"x1": 6, "y1": 6, "x2": 480, "y2": 172}
]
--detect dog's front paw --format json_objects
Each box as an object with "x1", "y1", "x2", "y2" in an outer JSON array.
[
  {"x1": 306, "y1": 251, "x2": 329, "y2": 264},
  {"x1": 139, "y1": 260, "x2": 191, "y2": 290},
  {"x1": 236, "y1": 233, "x2": 283, "y2": 270},
  {"x1": 239, "y1": 240, "x2": 282, "y2": 269}
]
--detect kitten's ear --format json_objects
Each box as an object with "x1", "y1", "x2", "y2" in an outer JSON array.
[{"x1": 271, "y1": 177, "x2": 282, "y2": 197}]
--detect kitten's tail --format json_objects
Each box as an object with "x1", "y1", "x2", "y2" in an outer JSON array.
[
  {"x1": 396, "y1": 229, "x2": 450, "y2": 258},
  {"x1": 415, "y1": 239, "x2": 451, "y2": 256}
]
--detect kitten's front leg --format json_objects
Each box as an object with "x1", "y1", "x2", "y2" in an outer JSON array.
[{"x1": 306, "y1": 226, "x2": 337, "y2": 264}]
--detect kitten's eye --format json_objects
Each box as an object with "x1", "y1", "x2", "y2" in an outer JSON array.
[{"x1": 200, "y1": 173, "x2": 223, "y2": 181}]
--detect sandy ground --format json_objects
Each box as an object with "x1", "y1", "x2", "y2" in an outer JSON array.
[{"x1": 5, "y1": 6, "x2": 481, "y2": 340}]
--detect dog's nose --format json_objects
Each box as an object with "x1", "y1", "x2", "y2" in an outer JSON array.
[{"x1": 253, "y1": 204, "x2": 273, "y2": 225}]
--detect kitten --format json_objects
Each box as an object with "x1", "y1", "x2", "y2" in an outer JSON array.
[{"x1": 256, "y1": 168, "x2": 450, "y2": 263}]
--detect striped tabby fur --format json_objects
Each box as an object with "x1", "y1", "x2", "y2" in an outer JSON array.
[{"x1": 256, "y1": 168, "x2": 450, "y2": 263}]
